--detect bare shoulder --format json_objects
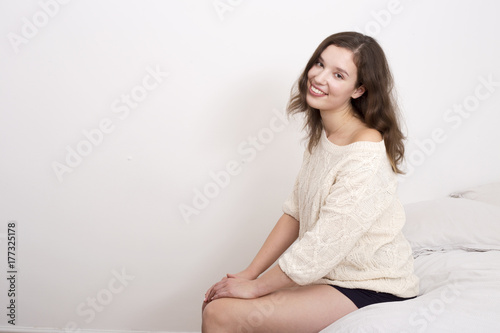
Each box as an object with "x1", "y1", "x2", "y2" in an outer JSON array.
[{"x1": 352, "y1": 127, "x2": 383, "y2": 143}]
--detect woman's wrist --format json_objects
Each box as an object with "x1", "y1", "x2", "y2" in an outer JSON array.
[
  {"x1": 252, "y1": 278, "x2": 266, "y2": 298},
  {"x1": 240, "y1": 267, "x2": 260, "y2": 280},
  {"x1": 253, "y1": 265, "x2": 296, "y2": 298}
]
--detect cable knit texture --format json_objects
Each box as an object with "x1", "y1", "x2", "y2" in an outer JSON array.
[{"x1": 278, "y1": 130, "x2": 419, "y2": 298}]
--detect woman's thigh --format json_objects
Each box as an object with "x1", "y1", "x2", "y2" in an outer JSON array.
[{"x1": 202, "y1": 284, "x2": 358, "y2": 333}]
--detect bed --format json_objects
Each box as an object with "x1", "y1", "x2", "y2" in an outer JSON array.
[{"x1": 321, "y1": 182, "x2": 500, "y2": 333}]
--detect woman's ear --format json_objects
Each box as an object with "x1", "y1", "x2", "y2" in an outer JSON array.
[{"x1": 351, "y1": 85, "x2": 365, "y2": 99}]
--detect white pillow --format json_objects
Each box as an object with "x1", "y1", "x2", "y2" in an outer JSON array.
[
  {"x1": 402, "y1": 196, "x2": 500, "y2": 257},
  {"x1": 449, "y1": 182, "x2": 500, "y2": 207}
]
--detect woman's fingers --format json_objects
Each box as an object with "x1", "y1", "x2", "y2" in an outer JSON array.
[
  {"x1": 213, "y1": 277, "x2": 242, "y2": 300},
  {"x1": 205, "y1": 274, "x2": 235, "y2": 302},
  {"x1": 212, "y1": 277, "x2": 233, "y2": 300},
  {"x1": 211, "y1": 282, "x2": 227, "y2": 300},
  {"x1": 208, "y1": 281, "x2": 223, "y2": 301},
  {"x1": 207, "y1": 287, "x2": 216, "y2": 301},
  {"x1": 207, "y1": 276, "x2": 258, "y2": 301},
  {"x1": 204, "y1": 275, "x2": 228, "y2": 302},
  {"x1": 205, "y1": 281, "x2": 219, "y2": 301},
  {"x1": 204, "y1": 285, "x2": 213, "y2": 302}
]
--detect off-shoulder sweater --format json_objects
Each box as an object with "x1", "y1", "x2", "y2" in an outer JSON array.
[{"x1": 278, "y1": 129, "x2": 419, "y2": 298}]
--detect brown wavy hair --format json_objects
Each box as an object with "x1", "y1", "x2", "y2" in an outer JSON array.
[{"x1": 287, "y1": 32, "x2": 406, "y2": 174}]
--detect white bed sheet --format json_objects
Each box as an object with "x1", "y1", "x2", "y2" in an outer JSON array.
[{"x1": 321, "y1": 250, "x2": 500, "y2": 332}]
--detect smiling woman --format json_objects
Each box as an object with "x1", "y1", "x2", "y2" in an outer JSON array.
[
  {"x1": 289, "y1": 32, "x2": 406, "y2": 173},
  {"x1": 201, "y1": 32, "x2": 418, "y2": 333}
]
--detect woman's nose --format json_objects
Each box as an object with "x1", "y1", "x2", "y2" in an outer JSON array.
[{"x1": 313, "y1": 69, "x2": 329, "y2": 85}]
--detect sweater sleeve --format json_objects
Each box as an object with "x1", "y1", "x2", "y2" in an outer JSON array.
[
  {"x1": 278, "y1": 150, "x2": 395, "y2": 285},
  {"x1": 282, "y1": 150, "x2": 310, "y2": 221},
  {"x1": 282, "y1": 174, "x2": 300, "y2": 221}
]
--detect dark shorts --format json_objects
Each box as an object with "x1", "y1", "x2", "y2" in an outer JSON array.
[{"x1": 331, "y1": 285, "x2": 416, "y2": 309}]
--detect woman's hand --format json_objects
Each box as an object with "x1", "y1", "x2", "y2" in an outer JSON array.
[
  {"x1": 204, "y1": 273, "x2": 260, "y2": 303},
  {"x1": 207, "y1": 274, "x2": 259, "y2": 301},
  {"x1": 202, "y1": 269, "x2": 259, "y2": 312},
  {"x1": 202, "y1": 265, "x2": 295, "y2": 313},
  {"x1": 204, "y1": 268, "x2": 257, "y2": 301}
]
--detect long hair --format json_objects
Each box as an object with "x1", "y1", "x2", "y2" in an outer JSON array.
[{"x1": 287, "y1": 32, "x2": 406, "y2": 174}]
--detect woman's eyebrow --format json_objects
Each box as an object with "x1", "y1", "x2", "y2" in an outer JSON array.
[
  {"x1": 318, "y1": 56, "x2": 350, "y2": 77},
  {"x1": 336, "y1": 67, "x2": 350, "y2": 77}
]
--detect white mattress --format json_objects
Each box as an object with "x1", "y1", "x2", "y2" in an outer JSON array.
[{"x1": 321, "y1": 249, "x2": 500, "y2": 332}]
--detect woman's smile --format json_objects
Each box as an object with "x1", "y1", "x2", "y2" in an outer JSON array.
[{"x1": 309, "y1": 83, "x2": 328, "y2": 96}]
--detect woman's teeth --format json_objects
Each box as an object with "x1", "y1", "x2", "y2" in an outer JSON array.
[{"x1": 311, "y1": 86, "x2": 326, "y2": 95}]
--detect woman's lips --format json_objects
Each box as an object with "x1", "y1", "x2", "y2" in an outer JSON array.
[{"x1": 309, "y1": 83, "x2": 327, "y2": 97}]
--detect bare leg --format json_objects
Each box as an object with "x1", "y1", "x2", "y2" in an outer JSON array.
[{"x1": 202, "y1": 284, "x2": 357, "y2": 333}]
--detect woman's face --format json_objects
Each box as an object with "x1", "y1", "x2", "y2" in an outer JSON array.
[{"x1": 306, "y1": 44, "x2": 364, "y2": 113}]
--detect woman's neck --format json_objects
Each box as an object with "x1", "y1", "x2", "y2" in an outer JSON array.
[{"x1": 320, "y1": 106, "x2": 361, "y2": 138}]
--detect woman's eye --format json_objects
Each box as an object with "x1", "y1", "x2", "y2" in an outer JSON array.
[
  {"x1": 315, "y1": 61, "x2": 323, "y2": 67},
  {"x1": 334, "y1": 73, "x2": 344, "y2": 79}
]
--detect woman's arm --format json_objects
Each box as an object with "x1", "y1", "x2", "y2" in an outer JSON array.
[
  {"x1": 208, "y1": 264, "x2": 296, "y2": 301},
  {"x1": 238, "y1": 213, "x2": 299, "y2": 279},
  {"x1": 204, "y1": 213, "x2": 299, "y2": 304}
]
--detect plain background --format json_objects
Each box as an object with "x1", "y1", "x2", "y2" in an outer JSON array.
[{"x1": 1, "y1": 0, "x2": 499, "y2": 332}]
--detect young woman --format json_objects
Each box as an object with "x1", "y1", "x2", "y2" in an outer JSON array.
[{"x1": 201, "y1": 32, "x2": 419, "y2": 333}]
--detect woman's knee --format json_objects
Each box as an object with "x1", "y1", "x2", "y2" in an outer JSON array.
[{"x1": 202, "y1": 299, "x2": 232, "y2": 332}]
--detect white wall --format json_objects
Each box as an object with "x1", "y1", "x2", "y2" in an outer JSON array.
[{"x1": 0, "y1": 0, "x2": 499, "y2": 332}]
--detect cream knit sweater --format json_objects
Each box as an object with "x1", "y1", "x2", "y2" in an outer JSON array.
[{"x1": 278, "y1": 130, "x2": 419, "y2": 298}]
